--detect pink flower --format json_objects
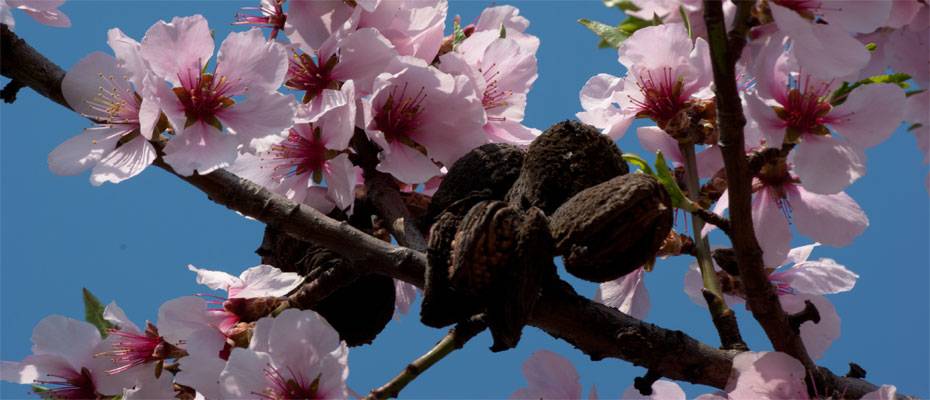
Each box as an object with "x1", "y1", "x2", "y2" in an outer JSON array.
[
  {"x1": 141, "y1": 15, "x2": 296, "y2": 176},
  {"x1": 767, "y1": 1, "x2": 883, "y2": 79},
  {"x1": 510, "y1": 350, "x2": 584, "y2": 399},
  {"x1": 98, "y1": 302, "x2": 180, "y2": 375},
  {"x1": 595, "y1": 267, "x2": 650, "y2": 320},
  {"x1": 862, "y1": 385, "x2": 899, "y2": 400},
  {"x1": 219, "y1": 309, "x2": 349, "y2": 399},
  {"x1": 725, "y1": 351, "x2": 808, "y2": 400},
  {"x1": 577, "y1": 23, "x2": 712, "y2": 139},
  {"x1": 394, "y1": 280, "x2": 418, "y2": 316},
  {"x1": 364, "y1": 58, "x2": 486, "y2": 184},
  {"x1": 438, "y1": 10, "x2": 541, "y2": 146},
  {"x1": 156, "y1": 296, "x2": 232, "y2": 399},
  {"x1": 621, "y1": 380, "x2": 686, "y2": 400},
  {"x1": 1, "y1": 0, "x2": 70, "y2": 29},
  {"x1": 230, "y1": 82, "x2": 358, "y2": 211},
  {"x1": 747, "y1": 37, "x2": 905, "y2": 194},
  {"x1": 188, "y1": 264, "x2": 303, "y2": 300},
  {"x1": 233, "y1": 0, "x2": 286, "y2": 39},
  {"x1": 685, "y1": 244, "x2": 858, "y2": 359},
  {"x1": 1, "y1": 315, "x2": 137, "y2": 398},
  {"x1": 49, "y1": 29, "x2": 160, "y2": 185}
]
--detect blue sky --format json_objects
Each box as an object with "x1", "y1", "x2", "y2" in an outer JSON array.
[{"x1": 1, "y1": 1, "x2": 928, "y2": 398}]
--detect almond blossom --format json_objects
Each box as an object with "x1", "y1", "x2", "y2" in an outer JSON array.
[
  {"x1": 685, "y1": 244, "x2": 858, "y2": 359},
  {"x1": 49, "y1": 28, "x2": 159, "y2": 185},
  {"x1": 0, "y1": 315, "x2": 137, "y2": 399},
  {"x1": 0, "y1": 0, "x2": 70, "y2": 29},
  {"x1": 141, "y1": 15, "x2": 295, "y2": 176},
  {"x1": 438, "y1": 9, "x2": 540, "y2": 146},
  {"x1": 595, "y1": 267, "x2": 650, "y2": 320},
  {"x1": 697, "y1": 352, "x2": 809, "y2": 400},
  {"x1": 577, "y1": 23, "x2": 712, "y2": 139},
  {"x1": 364, "y1": 58, "x2": 486, "y2": 184},
  {"x1": 637, "y1": 126, "x2": 723, "y2": 178},
  {"x1": 219, "y1": 308, "x2": 349, "y2": 399},
  {"x1": 746, "y1": 36, "x2": 905, "y2": 194},
  {"x1": 230, "y1": 82, "x2": 358, "y2": 212}
]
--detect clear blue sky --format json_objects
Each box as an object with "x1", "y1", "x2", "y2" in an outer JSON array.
[{"x1": 1, "y1": 1, "x2": 927, "y2": 398}]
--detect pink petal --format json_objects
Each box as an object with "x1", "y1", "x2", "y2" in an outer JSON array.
[
  {"x1": 376, "y1": 141, "x2": 441, "y2": 184},
  {"x1": 483, "y1": 120, "x2": 540, "y2": 146},
  {"x1": 284, "y1": 0, "x2": 353, "y2": 53},
  {"x1": 106, "y1": 28, "x2": 147, "y2": 89},
  {"x1": 31, "y1": 315, "x2": 100, "y2": 371},
  {"x1": 780, "y1": 257, "x2": 858, "y2": 296},
  {"x1": 696, "y1": 145, "x2": 724, "y2": 178},
  {"x1": 48, "y1": 125, "x2": 127, "y2": 176},
  {"x1": 579, "y1": 73, "x2": 622, "y2": 113},
  {"x1": 621, "y1": 380, "x2": 686, "y2": 400},
  {"x1": 62, "y1": 52, "x2": 132, "y2": 119},
  {"x1": 156, "y1": 296, "x2": 214, "y2": 345},
  {"x1": 885, "y1": 1, "x2": 923, "y2": 28},
  {"x1": 218, "y1": 91, "x2": 296, "y2": 149},
  {"x1": 637, "y1": 126, "x2": 684, "y2": 165},
  {"x1": 324, "y1": 153, "x2": 357, "y2": 211},
  {"x1": 236, "y1": 265, "x2": 303, "y2": 299},
  {"x1": 510, "y1": 350, "x2": 582, "y2": 400},
  {"x1": 90, "y1": 136, "x2": 156, "y2": 186},
  {"x1": 596, "y1": 268, "x2": 650, "y2": 320},
  {"x1": 726, "y1": 351, "x2": 809, "y2": 399},
  {"x1": 1, "y1": 360, "x2": 40, "y2": 384},
  {"x1": 330, "y1": 28, "x2": 400, "y2": 96},
  {"x1": 102, "y1": 302, "x2": 141, "y2": 333},
  {"x1": 215, "y1": 28, "x2": 288, "y2": 94},
  {"x1": 162, "y1": 122, "x2": 239, "y2": 176},
  {"x1": 315, "y1": 81, "x2": 356, "y2": 150},
  {"x1": 701, "y1": 189, "x2": 729, "y2": 238},
  {"x1": 138, "y1": 77, "x2": 161, "y2": 139},
  {"x1": 475, "y1": 5, "x2": 529, "y2": 33},
  {"x1": 828, "y1": 83, "x2": 905, "y2": 149},
  {"x1": 862, "y1": 385, "x2": 898, "y2": 400},
  {"x1": 122, "y1": 371, "x2": 177, "y2": 400},
  {"x1": 753, "y1": 187, "x2": 792, "y2": 267},
  {"x1": 786, "y1": 184, "x2": 868, "y2": 247},
  {"x1": 576, "y1": 107, "x2": 632, "y2": 140},
  {"x1": 785, "y1": 243, "x2": 819, "y2": 265},
  {"x1": 187, "y1": 264, "x2": 240, "y2": 292},
  {"x1": 792, "y1": 135, "x2": 865, "y2": 195},
  {"x1": 618, "y1": 23, "x2": 692, "y2": 75},
  {"x1": 744, "y1": 91, "x2": 787, "y2": 147},
  {"x1": 19, "y1": 0, "x2": 69, "y2": 27},
  {"x1": 140, "y1": 15, "x2": 214, "y2": 86},
  {"x1": 780, "y1": 295, "x2": 840, "y2": 360},
  {"x1": 771, "y1": 3, "x2": 870, "y2": 79},
  {"x1": 393, "y1": 280, "x2": 418, "y2": 315},
  {"x1": 220, "y1": 348, "x2": 276, "y2": 399},
  {"x1": 818, "y1": 0, "x2": 891, "y2": 33}
]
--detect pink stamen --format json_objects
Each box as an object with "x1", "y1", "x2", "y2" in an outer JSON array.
[
  {"x1": 34, "y1": 368, "x2": 97, "y2": 399},
  {"x1": 628, "y1": 67, "x2": 688, "y2": 124},
  {"x1": 374, "y1": 83, "x2": 427, "y2": 145},
  {"x1": 255, "y1": 364, "x2": 323, "y2": 400}
]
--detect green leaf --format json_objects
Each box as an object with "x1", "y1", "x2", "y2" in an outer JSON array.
[
  {"x1": 830, "y1": 73, "x2": 912, "y2": 105},
  {"x1": 865, "y1": 42, "x2": 877, "y2": 51},
  {"x1": 83, "y1": 288, "x2": 113, "y2": 337},
  {"x1": 499, "y1": 23, "x2": 507, "y2": 39},
  {"x1": 679, "y1": 6, "x2": 692, "y2": 40},
  {"x1": 655, "y1": 151, "x2": 697, "y2": 212},
  {"x1": 622, "y1": 153, "x2": 654, "y2": 175},
  {"x1": 604, "y1": 0, "x2": 641, "y2": 12},
  {"x1": 452, "y1": 19, "x2": 467, "y2": 48},
  {"x1": 579, "y1": 16, "x2": 656, "y2": 48}
]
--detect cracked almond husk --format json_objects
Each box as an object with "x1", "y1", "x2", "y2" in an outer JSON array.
[{"x1": 549, "y1": 173, "x2": 673, "y2": 282}]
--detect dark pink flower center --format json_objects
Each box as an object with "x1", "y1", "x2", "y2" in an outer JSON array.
[
  {"x1": 101, "y1": 323, "x2": 173, "y2": 374},
  {"x1": 373, "y1": 84, "x2": 427, "y2": 149},
  {"x1": 234, "y1": 0, "x2": 286, "y2": 37},
  {"x1": 774, "y1": 77, "x2": 833, "y2": 138},
  {"x1": 479, "y1": 63, "x2": 512, "y2": 121},
  {"x1": 269, "y1": 128, "x2": 331, "y2": 182},
  {"x1": 34, "y1": 367, "x2": 97, "y2": 399},
  {"x1": 174, "y1": 69, "x2": 237, "y2": 129},
  {"x1": 286, "y1": 52, "x2": 340, "y2": 103},
  {"x1": 257, "y1": 365, "x2": 324, "y2": 400},
  {"x1": 630, "y1": 67, "x2": 688, "y2": 125}
]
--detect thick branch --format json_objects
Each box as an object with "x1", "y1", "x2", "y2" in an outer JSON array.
[
  {"x1": 1, "y1": 24, "x2": 904, "y2": 399},
  {"x1": 703, "y1": 0, "x2": 816, "y2": 373}
]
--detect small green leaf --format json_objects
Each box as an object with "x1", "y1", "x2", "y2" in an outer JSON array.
[
  {"x1": 31, "y1": 385, "x2": 50, "y2": 394},
  {"x1": 452, "y1": 19, "x2": 467, "y2": 48},
  {"x1": 679, "y1": 6, "x2": 692, "y2": 40},
  {"x1": 622, "y1": 153, "x2": 654, "y2": 175},
  {"x1": 499, "y1": 23, "x2": 507, "y2": 39},
  {"x1": 82, "y1": 288, "x2": 114, "y2": 337},
  {"x1": 865, "y1": 42, "x2": 877, "y2": 51},
  {"x1": 830, "y1": 73, "x2": 912, "y2": 105},
  {"x1": 579, "y1": 16, "x2": 656, "y2": 48},
  {"x1": 655, "y1": 151, "x2": 697, "y2": 212}
]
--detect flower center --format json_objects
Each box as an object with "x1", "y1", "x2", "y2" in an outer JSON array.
[
  {"x1": 479, "y1": 63, "x2": 512, "y2": 121},
  {"x1": 630, "y1": 67, "x2": 688, "y2": 125},
  {"x1": 286, "y1": 51, "x2": 340, "y2": 103},
  {"x1": 87, "y1": 73, "x2": 141, "y2": 124},
  {"x1": 234, "y1": 0, "x2": 286, "y2": 34},
  {"x1": 257, "y1": 365, "x2": 322, "y2": 400},
  {"x1": 373, "y1": 84, "x2": 427, "y2": 151},
  {"x1": 173, "y1": 69, "x2": 237, "y2": 130},
  {"x1": 34, "y1": 367, "x2": 97, "y2": 400},
  {"x1": 100, "y1": 323, "x2": 177, "y2": 374},
  {"x1": 773, "y1": 76, "x2": 833, "y2": 141},
  {"x1": 268, "y1": 127, "x2": 335, "y2": 183}
]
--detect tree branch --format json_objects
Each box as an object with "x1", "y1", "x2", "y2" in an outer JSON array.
[
  {"x1": 703, "y1": 0, "x2": 817, "y2": 377},
  {"x1": 1, "y1": 23, "x2": 906, "y2": 399}
]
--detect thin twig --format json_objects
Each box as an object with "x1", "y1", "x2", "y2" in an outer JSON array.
[{"x1": 366, "y1": 316, "x2": 488, "y2": 399}]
